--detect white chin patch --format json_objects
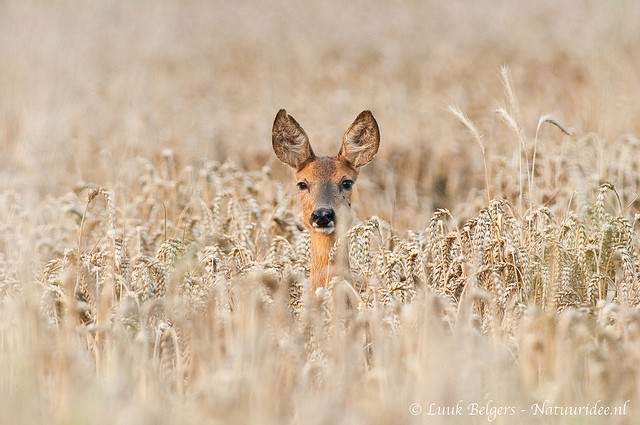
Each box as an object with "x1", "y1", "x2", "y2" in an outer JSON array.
[{"x1": 312, "y1": 223, "x2": 335, "y2": 235}]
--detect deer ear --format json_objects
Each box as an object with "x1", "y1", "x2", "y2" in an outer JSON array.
[
  {"x1": 272, "y1": 109, "x2": 315, "y2": 170},
  {"x1": 339, "y1": 110, "x2": 380, "y2": 169}
]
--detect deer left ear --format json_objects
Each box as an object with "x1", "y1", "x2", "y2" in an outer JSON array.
[
  {"x1": 272, "y1": 109, "x2": 315, "y2": 170},
  {"x1": 339, "y1": 110, "x2": 380, "y2": 169}
]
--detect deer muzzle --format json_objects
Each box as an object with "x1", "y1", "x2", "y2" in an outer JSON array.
[{"x1": 310, "y1": 208, "x2": 336, "y2": 234}]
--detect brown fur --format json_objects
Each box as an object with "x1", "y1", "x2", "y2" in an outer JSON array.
[{"x1": 272, "y1": 110, "x2": 380, "y2": 290}]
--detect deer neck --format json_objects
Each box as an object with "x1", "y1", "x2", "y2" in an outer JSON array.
[{"x1": 309, "y1": 231, "x2": 336, "y2": 290}]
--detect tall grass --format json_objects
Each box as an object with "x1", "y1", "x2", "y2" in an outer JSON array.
[
  {"x1": 12, "y1": 148, "x2": 640, "y2": 425},
  {"x1": 2, "y1": 0, "x2": 640, "y2": 424}
]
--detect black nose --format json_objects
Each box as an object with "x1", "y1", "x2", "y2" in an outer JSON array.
[{"x1": 311, "y1": 208, "x2": 335, "y2": 228}]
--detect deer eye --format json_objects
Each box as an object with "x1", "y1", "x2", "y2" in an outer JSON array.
[
  {"x1": 341, "y1": 180, "x2": 354, "y2": 191},
  {"x1": 297, "y1": 182, "x2": 308, "y2": 191}
]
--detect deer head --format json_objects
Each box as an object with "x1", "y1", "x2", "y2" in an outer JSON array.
[{"x1": 272, "y1": 109, "x2": 380, "y2": 289}]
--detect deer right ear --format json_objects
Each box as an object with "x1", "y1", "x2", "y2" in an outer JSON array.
[
  {"x1": 339, "y1": 110, "x2": 380, "y2": 169},
  {"x1": 272, "y1": 109, "x2": 315, "y2": 170}
]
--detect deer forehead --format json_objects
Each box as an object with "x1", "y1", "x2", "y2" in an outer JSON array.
[{"x1": 296, "y1": 156, "x2": 358, "y2": 184}]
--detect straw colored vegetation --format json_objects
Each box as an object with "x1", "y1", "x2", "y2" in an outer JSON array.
[{"x1": 1, "y1": 1, "x2": 640, "y2": 424}]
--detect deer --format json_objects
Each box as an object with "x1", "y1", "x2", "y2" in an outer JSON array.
[{"x1": 272, "y1": 109, "x2": 380, "y2": 291}]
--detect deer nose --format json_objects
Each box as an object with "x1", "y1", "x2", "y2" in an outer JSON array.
[{"x1": 311, "y1": 208, "x2": 335, "y2": 229}]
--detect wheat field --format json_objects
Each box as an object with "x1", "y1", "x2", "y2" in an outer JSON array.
[{"x1": 2, "y1": 1, "x2": 640, "y2": 424}]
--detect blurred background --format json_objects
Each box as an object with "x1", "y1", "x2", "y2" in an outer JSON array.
[{"x1": 1, "y1": 0, "x2": 639, "y2": 229}]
